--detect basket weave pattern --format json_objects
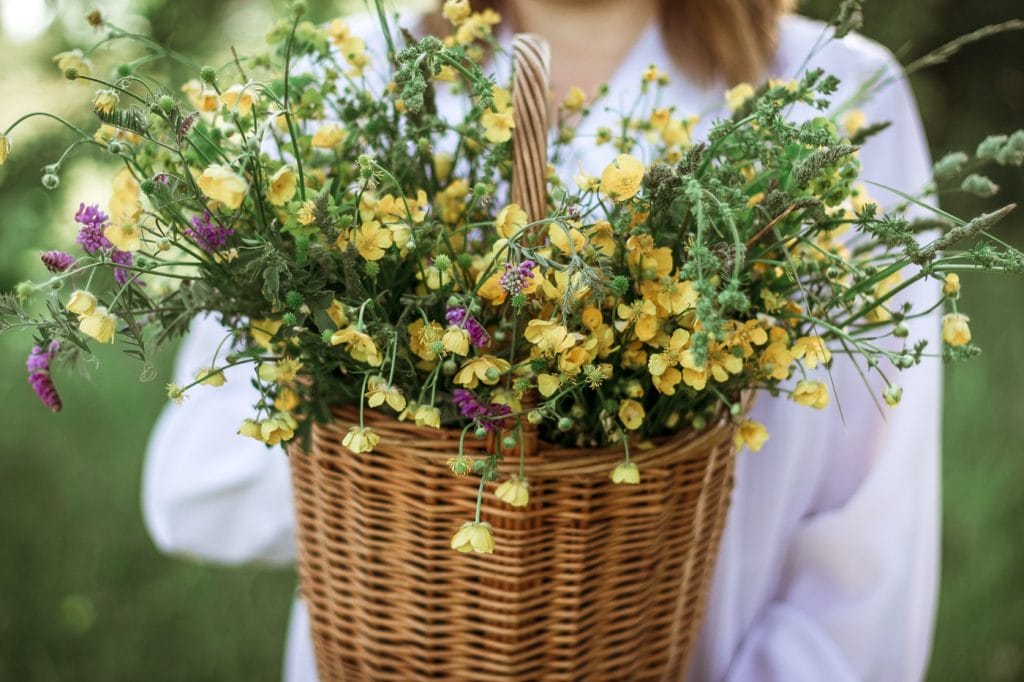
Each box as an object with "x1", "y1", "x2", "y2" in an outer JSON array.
[{"x1": 289, "y1": 408, "x2": 736, "y2": 681}]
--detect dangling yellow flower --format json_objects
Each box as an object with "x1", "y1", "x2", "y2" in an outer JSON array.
[
  {"x1": 311, "y1": 123, "x2": 346, "y2": 148},
  {"x1": 537, "y1": 373, "x2": 562, "y2": 397},
  {"x1": 442, "y1": 0, "x2": 471, "y2": 25},
  {"x1": 942, "y1": 313, "x2": 971, "y2": 346},
  {"x1": 342, "y1": 425, "x2": 379, "y2": 454},
  {"x1": 197, "y1": 164, "x2": 248, "y2": 210},
  {"x1": 725, "y1": 82, "x2": 755, "y2": 113},
  {"x1": 330, "y1": 327, "x2": 384, "y2": 367},
  {"x1": 79, "y1": 307, "x2": 116, "y2": 344},
  {"x1": 92, "y1": 89, "x2": 119, "y2": 114},
  {"x1": 495, "y1": 476, "x2": 530, "y2": 507},
  {"x1": 610, "y1": 461, "x2": 640, "y2": 484},
  {"x1": 194, "y1": 367, "x2": 226, "y2": 387},
  {"x1": 943, "y1": 273, "x2": 961, "y2": 298},
  {"x1": 353, "y1": 220, "x2": 393, "y2": 261},
  {"x1": 562, "y1": 86, "x2": 586, "y2": 111},
  {"x1": 450, "y1": 521, "x2": 495, "y2": 554},
  {"x1": 759, "y1": 342, "x2": 794, "y2": 380},
  {"x1": 220, "y1": 84, "x2": 257, "y2": 115},
  {"x1": 365, "y1": 375, "x2": 407, "y2": 412},
  {"x1": 53, "y1": 49, "x2": 92, "y2": 78},
  {"x1": 258, "y1": 357, "x2": 303, "y2": 383},
  {"x1": 442, "y1": 327, "x2": 471, "y2": 356},
  {"x1": 454, "y1": 355, "x2": 510, "y2": 388},
  {"x1": 616, "y1": 300, "x2": 659, "y2": 342},
  {"x1": 618, "y1": 399, "x2": 645, "y2": 431},
  {"x1": 524, "y1": 320, "x2": 576, "y2": 356},
  {"x1": 260, "y1": 414, "x2": 297, "y2": 445},
  {"x1": 792, "y1": 380, "x2": 829, "y2": 409},
  {"x1": 843, "y1": 109, "x2": 867, "y2": 137},
  {"x1": 266, "y1": 166, "x2": 297, "y2": 206},
  {"x1": 251, "y1": 318, "x2": 283, "y2": 349},
  {"x1": 238, "y1": 419, "x2": 262, "y2": 441},
  {"x1": 414, "y1": 404, "x2": 441, "y2": 428},
  {"x1": 599, "y1": 153, "x2": 644, "y2": 202},
  {"x1": 275, "y1": 386, "x2": 300, "y2": 412},
  {"x1": 734, "y1": 419, "x2": 769, "y2": 452},
  {"x1": 66, "y1": 290, "x2": 97, "y2": 317}
]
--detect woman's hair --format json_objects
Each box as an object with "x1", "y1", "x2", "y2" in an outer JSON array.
[{"x1": 424, "y1": 0, "x2": 796, "y2": 85}]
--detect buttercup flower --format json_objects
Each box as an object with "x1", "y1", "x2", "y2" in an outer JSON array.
[
  {"x1": 610, "y1": 461, "x2": 640, "y2": 485},
  {"x1": 366, "y1": 375, "x2": 407, "y2": 412},
  {"x1": 311, "y1": 123, "x2": 346, "y2": 148},
  {"x1": 354, "y1": 220, "x2": 393, "y2": 261},
  {"x1": 734, "y1": 419, "x2": 769, "y2": 452},
  {"x1": 267, "y1": 166, "x2": 298, "y2": 206},
  {"x1": 495, "y1": 476, "x2": 530, "y2": 507},
  {"x1": 53, "y1": 49, "x2": 92, "y2": 78},
  {"x1": 725, "y1": 82, "x2": 755, "y2": 112},
  {"x1": 792, "y1": 380, "x2": 829, "y2": 409},
  {"x1": 482, "y1": 109, "x2": 515, "y2": 143},
  {"x1": 791, "y1": 336, "x2": 831, "y2": 369},
  {"x1": 942, "y1": 313, "x2": 971, "y2": 346},
  {"x1": 454, "y1": 355, "x2": 510, "y2": 389},
  {"x1": 195, "y1": 367, "x2": 226, "y2": 387},
  {"x1": 494, "y1": 203, "x2": 527, "y2": 239},
  {"x1": 261, "y1": 414, "x2": 297, "y2": 445},
  {"x1": 197, "y1": 164, "x2": 248, "y2": 209},
  {"x1": 79, "y1": 307, "x2": 116, "y2": 344},
  {"x1": 342, "y1": 425, "x2": 380, "y2": 454},
  {"x1": 562, "y1": 86, "x2": 586, "y2": 111},
  {"x1": 943, "y1": 273, "x2": 961, "y2": 298},
  {"x1": 414, "y1": 404, "x2": 441, "y2": 428},
  {"x1": 103, "y1": 222, "x2": 143, "y2": 252},
  {"x1": 92, "y1": 89, "x2": 119, "y2": 114},
  {"x1": 66, "y1": 290, "x2": 97, "y2": 316},
  {"x1": 599, "y1": 154, "x2": 644, "y2": 201},
  {"x1": 442, "y1": 0, "x2": 471, "y2": 25},
  {"x1": 220, "y1": 84, "x2": 257, "y2": 115},
  {"x1": 330, "y1": 326, "x2": 384, "y2": 367},
  {"x1": 450, "y1": 521, "x2": 495, "y2": 554},
  {"x1": 618, "y1": 399, "x2": 645, "y2": 430}
]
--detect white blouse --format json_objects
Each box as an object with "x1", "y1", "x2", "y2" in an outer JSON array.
[{"x1": 143, "y1": 13, "x2": 940, "y2": 682}]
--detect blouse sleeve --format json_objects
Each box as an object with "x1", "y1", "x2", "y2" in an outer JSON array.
[
  {"x1": 725, "y1": 55, "x2": 942, "y2": 681},
  {"x1": 142, "y1": 314, "x2": 297, "y2": 566}
]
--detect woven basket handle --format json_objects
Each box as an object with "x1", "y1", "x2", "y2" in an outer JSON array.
[
  {"x1": 508, "y1": 33, "x2": 549, "y2": 459},
  {"x1": 510, "y1": 33, "x2": 550, "y2": 224}
]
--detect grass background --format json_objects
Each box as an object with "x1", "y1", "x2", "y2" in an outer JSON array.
[{"x1": 0, "y1": 0, "x2": 1021, "y2": 679}]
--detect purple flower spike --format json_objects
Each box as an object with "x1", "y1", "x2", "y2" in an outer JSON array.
[
  {"x1": 75, "y1": 203, "x2": 113, "y2": 254},
  {"x1": 445, "y1": 306, "x2": 490, "y2": 349},
  {"x1": 111, "y1": 249, "x2": 135, "y2": 287},
  {"x1": 499, "y1": 259, "x2": 536, "y2": 295},
  {"x1": 185, "y1": 211, "x2": 234, "y2": 253},
  {"x1": 26, "y1": 342, "x2": 62, "y2": 413},
  {"x1": 41, "y1": 251, "x2": 76, "y2": 273},
  {"x1": 451, "y1": 389, "x2": 511, "y2": 432}
]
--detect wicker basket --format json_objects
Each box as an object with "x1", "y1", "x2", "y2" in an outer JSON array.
[{"x1": 286, "y1": 34, "x2": 741, "y2": 681}]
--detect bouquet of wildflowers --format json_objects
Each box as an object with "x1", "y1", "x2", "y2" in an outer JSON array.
[{"x1": 3, "y1": 0, "x2": 1023, "y2": 552}]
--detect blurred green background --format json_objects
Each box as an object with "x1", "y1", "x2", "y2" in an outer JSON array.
[{"x1": 0, "y1": 0, "x2": 1021, "y2": 680}]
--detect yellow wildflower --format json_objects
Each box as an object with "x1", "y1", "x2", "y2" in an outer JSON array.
[
  {"x1": 330, "y1": 326, "x2": 384, "y2": 366},
  {"x1": 791, "y1": 336, "x2": 832, "y2": 369},
  {"x1": 599, "y1": 153, "x2": 644, "y2": 202},
  {"x1": 616, "y1": 300, "x2": 659, "y2": 342},
  {"x1": 414, "y1": 404, "x2": 441, "y2": 428},
  {"x1": 454, "y1": 9, "x2": 501, "y2": 45},
  {"x1": 339, "y1": 35, "x2": 369, "y2": 74},
  {"x1": 759, "y1": 341, "x2": 794, "y2": 380},
  {"x1": 238, "y1": 419, "x2": 262, "y2": 441},
  {"x1": 258, "y1": 357, "x2": 303, "y2": 382},
  {"x1": 442, "y1": 0, "x2": 471, "y2": 25},
  {"x1": 524, "y1": 320, "x2": 576, "y2": 355},
  {"x1": 548, "y1": 223, "x2": 586, "y2": 255},
  {"x1": 197, "y1": 164, "x2": 248, "y2": 210},
  {"x1": 537, "y1": 373, "x2": 562, "y2": 397},
  {"x1": 942, "y1": 313, "x2": 971, "y2": 346},
  {"x1": 194, "y1": 367, "x2": 226, "y2": 387},
  {"x1": 311, "y1": 123, "x2": 346, "y2": 148},
  {"x1": 610, "y1": 461, "x2": 640, "y2": 485},
  {"x1": 495, "y1": 476, "x2": 530, "y2": 507},
  {"x1": 103, "y1": 223, "x2": 143, "y2": 252},
  {"x1": 0, "y1": 133, "x2": 10, "y2": 164},
  {"x1": 843, "y1": 109, "x2": 867, "y2": 137},
  {"x1": 482, "y1": 109, "x2": 515, "y2": 143},
  {"x1": 734, "y1": 419, "x2": 769, "y2": 452},
  {"x1": 275, "y1": 386, "x2": 300, "y2": 412},
  {"x1": 442, "y1": 327, "x2": 471, "y2": 356},
  {"x1": 792, "y1": 380, "x2": 829, "y2": 409},
  {"x1": 494, "y1": 203, "x2": 528, "y2": 239},
  {"x1": 79, "y1": 307, "x2": 116, "y2": 344},
  {"x1": 366, "y1": 375, "x2": 407, "y2": 412},
  {"x1": 267, "y1": 166, "x2": 297, "y2": 206},
  {"x1": 342, "y1": 425, "x2": 379, "y2": 454},
  {"x1": 450, "y1": 521, "x2": 495, "y2": 554},
  {"x1": 92, "y1": 90, "x2": 119, "y2": 114},
  {"x1": 326, "y1": 300, "x2": 348, "y2": 328},
  {"x1": 725, "y1": 82, "x2": 755, "y2": 113},
  {"x1": 296, "y1": 200, "x2": 316, "y2": 226},
  {"x1": 618, "y1": 399, "x2": 645, "y2": 430},
  {"x1": 66, "y1": 290, "x2": 97, "y2": 316},
  {"x1": 251, "y1": 318, "x2": 283, "y2": 349},
  {"x1": 563, "y1": 86, "x2": 586, "y2": 111},
  {"x1": 943, "y1": 273, "x2": 961, "y2": 298},
  {"x1": 408, "y1": 319, "x2": 443, "y2": 363},
  {"x1": 454, "y1": 355, "x2": 510, "y2": 389},
  {"x1": 220, "y1": 84, "x2": 257, "y2": 115},
  {"x1": 53, "y1": 49, "x2": 92, "y2": 78},
  {"x1": 354, "y1": 220, "x2": 393, "y2": 261}
]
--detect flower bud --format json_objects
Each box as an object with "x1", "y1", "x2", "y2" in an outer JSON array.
[
  {"x1": 474, "y1": 426, "x2": 488, "y2": 439},
  {"x1": 199, "y1": 65, "x2": 217, "y2": 85},
  {"x1": 883, "y1": 384, "x2": 903, "y2": 407},
  {"x1": 41, "y1": 173, "x2": 60, "y2": 190},
  {"x1": 557, "y1": 416, "x2": 573, "y2": 432}
]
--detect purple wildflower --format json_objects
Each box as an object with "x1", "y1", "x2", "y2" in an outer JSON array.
[
  {"x1": 75, "y1": 203, "x2": 112, "y2": 254},
  {"x1": 185, "y1": 211, "x2": 234, "y2": 253},
  {"x1": 40, "y1": 250, "x2": 76, "y2": 273},
  {"x1": 445, "y1": 306, "x2": 490, "y2": 348},
  {"x1": 111, "y1": 250, "x2": 134, "y2": 287},
  {"x1": 451, "y1": 389, "x2": 511, "y2": 432},
  {"x1": 499, "y1": 259, "x2": 536, "y2": 295},
  {"x1": 26, "y1": 341, "x2": 61, "y2": 413}
]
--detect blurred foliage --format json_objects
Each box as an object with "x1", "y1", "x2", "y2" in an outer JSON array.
[{"x1": 0, "y1": 0, "x2": 1021, "y2": 680}]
